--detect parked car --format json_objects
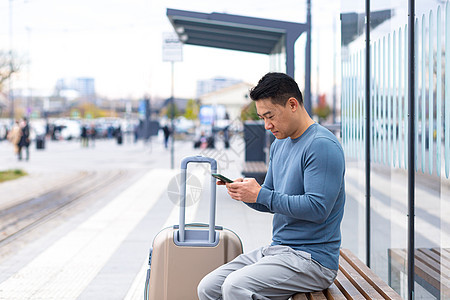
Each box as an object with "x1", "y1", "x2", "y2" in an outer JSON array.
[{"x1": 54, "y1": 119, "x2": 81, "y2": 140}]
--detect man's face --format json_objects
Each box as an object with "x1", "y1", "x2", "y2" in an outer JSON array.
[{"x1": 255, "y1": 98, "x2": 295, "y2": 139}]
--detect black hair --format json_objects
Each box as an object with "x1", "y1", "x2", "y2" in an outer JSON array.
[{"x1": 249, "y1": 72, "x2": 303, "y2": 106}]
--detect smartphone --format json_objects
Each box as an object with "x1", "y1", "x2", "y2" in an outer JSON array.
[{"x1": 211, "y1": 173, "x2": 233, "y2": 183}]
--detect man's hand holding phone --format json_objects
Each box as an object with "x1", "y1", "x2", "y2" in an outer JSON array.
[
  {"x1": 211, "y1": 173, "x2": 234, "y2": 184},
  {"x1": 212, "y1": 174, "x2": 261, "y2": 203}
]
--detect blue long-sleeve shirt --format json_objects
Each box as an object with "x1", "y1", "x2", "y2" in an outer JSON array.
[{"x1": 248, "y1": 123, "x2": 345, "y2": 270}]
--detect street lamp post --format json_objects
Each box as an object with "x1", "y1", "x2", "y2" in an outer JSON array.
[
  {"x1": 26, "y1": 26, "x2": 32, "y2": 118},
  {"x1": 170, "y1": 62, "x2": 175, "y2": 170},
  {"x1": 305, "y1": 0, "x2": 312, "y2": 115},
  {"x1": 9, "y1": 0, "x2": 14, "y2": 124},
  {"x1": 162, "y1": 32, "x2": 183, "y2": 170}
]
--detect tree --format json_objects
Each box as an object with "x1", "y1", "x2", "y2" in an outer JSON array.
[
  {"x1": 164, "y1": 102, "x2": 181, "y2": 119},
  {"x1": 184, "y1": 99, "x2": 199, "y2": 120},
  {"x1": 313, "y1": 94, "x2": 331, "y2": 122},
  {"x1": 0, "y1": 50, "x2": 20, "y2": 93},
  {"x1": 241, "y1": 101, "x2": 259, "y2": 121},
  {"x1": 77, "y1": 102, "x2": 111, "y2": 119}
]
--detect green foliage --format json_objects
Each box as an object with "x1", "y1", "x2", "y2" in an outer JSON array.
[
  {"x1": 77, "y1": 102, "x2": 114, "y2": 119},
  {"x1": 184, "y1": 99, "x2": 199, "y2": 120},
  {"x1": 164, "y1": 102, "x2": 181, "y2": 118},
  {"x1": 313, "y1": 94, "x2": 331, "y2": 120},
  {"x1": 241, "y1": 101, "x2": 260, "y2": 121},
  {"x1": 0, "y1": 169, "x2": 28, "y2": 183},
  {"x1": 313, "y1": 105, "x2": 331, "y2": 120}
]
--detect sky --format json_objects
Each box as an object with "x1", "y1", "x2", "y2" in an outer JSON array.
[{"x1": 0, "y1": 0, "x2": 341, "y2": 101}]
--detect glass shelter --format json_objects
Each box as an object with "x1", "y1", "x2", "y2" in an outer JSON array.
[{"x1": 341, "y1": 0, "x2": 450, "y2": 298}]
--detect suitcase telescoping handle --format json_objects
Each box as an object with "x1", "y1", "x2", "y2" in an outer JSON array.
[{"x1": 179, "y1": 156, "x2": 217, "y2": 245}]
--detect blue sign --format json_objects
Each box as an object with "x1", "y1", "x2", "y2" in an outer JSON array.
[{"x1": 199, "y1": 106, "x2": 214, "y2": 125}]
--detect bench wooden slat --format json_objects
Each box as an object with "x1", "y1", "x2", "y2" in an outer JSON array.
[
  {"x1": 341, "y1": 249, "x2": 403, "y2": 300},
  {"x1": 399, "y1": 248, "x2": 443, "y2": 290},
  {"x1": 308, "y1": 291, "x2": 328, "y2": 300},
  {"x1": 433, "y1": 248, "x2": 450, "y2": 261},
  {"x1": 339, "y1": 256, "x2": 384, "y2": 299},
  {"x1": 334, "y1": 270, "x2": 366, "y2": 300},
  {"x1": 415, "y1": 249, "x2": 442, "y2": 275},
  {"x1": 431, "y1": 249, "x2": 450, "y2": 278},
  {"x1": 418, "y1": 249, "x2": 450, "y2": 282},
  {"x1": 325, "y1": 283, "x2": 347, "y2": 300},
  {"x1": 242, "y1": 161, "x2": 267, "y2": 173},
  {"x1": 390, "y1": 248, "x2": 450, "y2": 292},
  {"x1": 431, "y1": 248, "x2": 450, "y2": 271},
  {"x1": 292, "y1": 249, "x2": 401, "y2": 300},
  {"x1": 415, "y1": 259, "x2": 450, "y2": 293},
  {"x1": 418, "y1": 248, "x2": 441, "y2": 265},
  {"x1": 292, "y1": 293, "x2": 308, "y2": 300},
  {"x1": 389, "y1": 248, "x2": 406, "y2": 268},
  {"x1": 292, "y1": 284, "x2": 346, "y2": 300}
]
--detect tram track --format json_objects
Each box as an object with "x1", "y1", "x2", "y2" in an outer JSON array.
[{"x1": 0, "y1": 170, "x2": 129, "y2": 247}]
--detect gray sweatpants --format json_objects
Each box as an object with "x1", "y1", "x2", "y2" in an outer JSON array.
[{"x1": 197, "y1": 245, "x2": 337, "y2": 300}]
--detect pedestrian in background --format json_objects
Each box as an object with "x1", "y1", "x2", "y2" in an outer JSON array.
[
  {"x1": 162, "y1": 124, "x2": 171, "y2": 149},
  {"x1": 116, "y1": 125, "x2": 123, "y2": 145},
  {"x1": 223, "y1": 126, "x2": 230, "y2": 149},
  {"x1": 89, "y1": 124, "x2": 97, "y2": 147},
  {"x1": 133, "y1": 123, "x2": 139, "y2": 143},
  {"x1": 7, "y1": 120, "x2": 22, "y2": 159},
  {"x1": 18, "y1": 118, "x2": 31, "y2": 161},
  {"x1": 80, "y1": 125, "x2": 89, "y2": 147}
]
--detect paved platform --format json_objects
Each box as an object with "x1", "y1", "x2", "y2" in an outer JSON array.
[
  {"x1": 0, "y1": 135, "x2": 273, "y2": 299},
  {"x1": 0, "y1": 169, "x2": 177, "y2": 299}
]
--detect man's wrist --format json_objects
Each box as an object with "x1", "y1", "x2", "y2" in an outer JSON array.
[
  {"x1": 256, "y1": 187, "x2": 272, "y2": 209},
  {"x1": 253, "y1": 186, "x2": 262, "y2": 203}
]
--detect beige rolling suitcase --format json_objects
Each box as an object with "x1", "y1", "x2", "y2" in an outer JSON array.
[{"x1": 145, "y1": 156, "x2": 243, "y2": 300}]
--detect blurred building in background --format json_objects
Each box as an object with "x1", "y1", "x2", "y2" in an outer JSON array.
[
  {"x1": 199, "y1": 82, "x2": 252, "y2": 122},
  {"x1": 54, "y1": 77, "x2": 96, "y2": 101},
  {"x1": 196, "y1": 77, "x2": 242, "y2": 98}
]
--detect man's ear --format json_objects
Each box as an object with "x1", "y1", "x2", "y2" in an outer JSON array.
[{"x1": 287, "y1": 97, "x2": 299, "y2": 112}]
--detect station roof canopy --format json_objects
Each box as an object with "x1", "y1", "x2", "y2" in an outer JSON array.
[
  {"x1": 166, "y1": 8, "x2": 307, "y2": 55},
  {"x1": 340, "y1": 9, "x2": 392, "y2": 46}
]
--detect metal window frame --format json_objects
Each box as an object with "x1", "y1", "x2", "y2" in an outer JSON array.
[{"x1": 365, "y1": 0, "x2": 415, "y2": 298}]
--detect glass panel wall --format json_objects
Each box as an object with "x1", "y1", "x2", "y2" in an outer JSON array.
[
  {"x1": 369, "y1": 0, "x2": 409, "y2": 293},
  {"x1": 413, "y1": 1, "x2": 450, "y2": 299},
  {"x1": 340, "y1": 0, "x2": 367, "y2": 262},
  {"x1": 340, "y1": 0, "x2": 450, "y2": 298}
]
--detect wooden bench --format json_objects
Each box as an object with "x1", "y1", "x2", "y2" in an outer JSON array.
[
  {"x1": 388, "y1": 248, "x2": 450, "y2": 298},
  {"x1": 292, "y1": 249, "x2": 402, "y2": 300},
  {"x1": 241, "y1": 161, "x2": 267, "y2": 185}
]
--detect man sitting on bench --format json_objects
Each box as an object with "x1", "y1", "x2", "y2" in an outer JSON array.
[{"x1": 198, "y1": 72, "x2": 346, "y2": 299}]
